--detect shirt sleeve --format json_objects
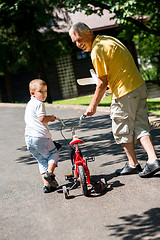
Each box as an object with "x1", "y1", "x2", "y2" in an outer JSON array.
[
  {"x1": 36, "y1": 102, "x2": 46, "y2": 118},
  {"x1": 91, "y1": 46, "x2": 108, "y2": 78}
]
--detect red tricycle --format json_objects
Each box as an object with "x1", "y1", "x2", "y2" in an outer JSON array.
[{"x1": 56, "y1": 114, "x2": 107, "y2": 199}]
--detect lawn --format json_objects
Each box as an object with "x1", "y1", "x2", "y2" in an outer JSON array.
[
  {"x1": 52, "y1": 95, "x2": 111, "y2": 106},
  {"x1": 52, "y1": 95, "x2": 160, "y2": 115},
  {"x1": 147, "y1": 99, "x2": 160, "y2": 115}
]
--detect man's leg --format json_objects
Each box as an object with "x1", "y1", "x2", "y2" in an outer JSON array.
[
  {"x1": 121, "y1": 142, "x2": 138, "y2": 167},
  {"x1": 139, "y1": 135, "x2": 157, "y2": 163},
  {"x1": 116, "y1": 142, "x2": 142, "y2": 175},
  {"x1": 111, "y1": 86, "x2": 145, "y2": 175},
  {"x1": 139, "y1": 135, "x2": 160, "y2": 177}
]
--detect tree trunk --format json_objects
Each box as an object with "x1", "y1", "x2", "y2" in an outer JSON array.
[
  {"x1": 127, "y1": 40, "x2": 139, "y2": 69},
  {"x1": 37, "y1": 52, "x2": 52, "y2": 103},
  {"x1": 3, "y1": 64, "x2": 14, "y2": 102},
  {"x1": 0, "y1": 83, "x2": 2, "y2": 102},
  {"x1": 157, "y1": 48, "x2": 160, "y2": 83}
]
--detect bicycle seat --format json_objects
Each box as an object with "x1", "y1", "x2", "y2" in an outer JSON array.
[{"x1": 70, "y1": 135, "x2": 84, "y2": 145}]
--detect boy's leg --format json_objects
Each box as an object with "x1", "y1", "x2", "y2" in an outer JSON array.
[
  {"x1": 41, "y1": 174, "x2": 55, "y2": 193},
  {"x1": 45, "y1": 139, "x2": 59, "y2": 174},
  {"x1": 48, "y1": 163, "x2": 57, "y2": 174},
  {"x1": 25, "y1": 137, "x2": 57, "y2": 192},
  {"x1": 43, "y1": 144, "x2": 59, "y2": 177},
  {"x1": 31, "y1": 138, "x2": 58, "y2": 175},
  {"x1": 27, "y1": 150, "x2": 53, "y2": 191},
  {"x1": 43, "y1": 152, "x2": 59, "y2": 188},
  {"x1": 41, "y1": 173, "x2": 50, "y2": 186},
  {"x1": 43, "y1": 170, "x2": 59, "y2": 188}
]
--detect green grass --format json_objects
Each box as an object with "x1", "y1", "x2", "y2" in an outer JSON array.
[
  {"x1": 52, "y1": 95, "x2": 112, "y2": 106},
  {"x1": 52, "y1": 95, "x2": 160, "y2": 115},
  {"x1": 147, "y1": 99, "x2": 160, "y2": 115}
]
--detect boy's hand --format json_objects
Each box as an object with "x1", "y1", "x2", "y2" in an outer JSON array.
[{"x1": 51, "y1": 115, "x2": 56, "y2": 122}]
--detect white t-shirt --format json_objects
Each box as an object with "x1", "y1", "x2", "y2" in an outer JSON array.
[{"x1": 25, "y1": 96, "x2": 51, "y2": 138}]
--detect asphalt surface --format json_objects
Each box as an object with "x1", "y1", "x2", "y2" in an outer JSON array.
[{"x1": 0, "y1": 103, "x2": 160, "y2": 240}]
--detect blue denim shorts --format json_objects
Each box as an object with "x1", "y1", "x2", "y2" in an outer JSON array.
[{"x1": 25, "y1": 136, "x2": 59, "y2": 174}]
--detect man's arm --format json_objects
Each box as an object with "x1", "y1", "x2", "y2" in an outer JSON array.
[{"x1": 85, "y1": 75, "x2": 108, "y2": 116}]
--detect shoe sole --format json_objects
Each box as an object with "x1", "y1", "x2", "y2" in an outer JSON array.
[
  {"x1": 116, "y1": 169, "x2": 141, "y2": 176},
  {"x1": 43, "y1": 187, "x2": 57, "y2": 193},
  {"x1": 117, "y1": 172, "x2": 141, "y2": 176},
  {"x1": 139, "y1": 167, "x2": 160, "y2": 178}
]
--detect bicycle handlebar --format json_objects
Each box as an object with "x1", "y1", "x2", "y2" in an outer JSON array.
[{"x1": 56, "y1": 114, "x2": 86, "y2": 129}]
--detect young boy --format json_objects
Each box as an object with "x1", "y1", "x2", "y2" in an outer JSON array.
[{"x1": 25, "y1": 79, "x2": 60, "y2": 193}]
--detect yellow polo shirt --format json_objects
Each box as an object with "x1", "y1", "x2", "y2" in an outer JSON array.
[{"x1": 91, "y1": 35, "x2": 144, "y2": 99}]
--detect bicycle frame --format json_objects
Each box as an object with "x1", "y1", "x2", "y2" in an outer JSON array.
[{"x1": 72, "y1": 144, "x2": 91, "y2": 185}]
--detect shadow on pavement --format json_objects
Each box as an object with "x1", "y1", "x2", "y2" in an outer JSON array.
[
  {"x1": 16, "y1": 114, "x2": 160, "y2": 166},
  {"x1": 16, "y1": 146, "x2": 37, "y2": 165},
  {"x1": 16, "y1": 154, "x2": 37, "y2": 165},
  {"x1": 106, "y1": 207, "x2": 160, "y2": 240},
  {"x1": 49, "y1": 114, "x2": 112, "y2": 132},
  {"x1": 57, "y1": 171, "x2": 124, "y2": 199}
]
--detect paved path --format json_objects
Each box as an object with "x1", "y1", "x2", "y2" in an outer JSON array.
[{"x1": 0, "y1": 104, "x2": 160, "y2": 240}]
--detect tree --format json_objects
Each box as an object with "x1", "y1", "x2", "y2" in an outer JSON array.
[
  {"x1": 1, "y1": 0, "x2": 159, "y2": 103},
  {"x1": 53, "y1": 0, "x2": 160, "y2": 81},
  {"x1": 0, "y1": 0, "x2": 71, "y2": 102},
  {"x1": 53, "y1": 0, "x2": 160, "y2": 36}
]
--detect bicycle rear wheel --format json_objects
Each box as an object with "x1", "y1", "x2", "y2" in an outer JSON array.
[{"x1": 78, "y1": 165, "x2": 88, "y2": 196}]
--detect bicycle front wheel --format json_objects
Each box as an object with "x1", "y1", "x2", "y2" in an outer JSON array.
[{"x1": 78, "y1": 165, "x2": 88, "y2": 196}]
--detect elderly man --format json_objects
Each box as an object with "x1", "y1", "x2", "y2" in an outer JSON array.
[{"x1": 69, "y1": 22, "x2": 160, "y2": 178}]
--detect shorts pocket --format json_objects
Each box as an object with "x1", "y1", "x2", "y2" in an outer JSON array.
[{"x1": 111, "y1": 112, "x2": 130, "y2": 136}]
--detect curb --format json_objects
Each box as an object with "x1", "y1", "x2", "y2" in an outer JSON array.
[{"x1": 0, "y1": 103, "x2": 160, "y2": 128}]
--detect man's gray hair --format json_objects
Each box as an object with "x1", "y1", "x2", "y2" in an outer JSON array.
[{"x1": 69, "y1": 22, "x2": 93, "y2": 35}]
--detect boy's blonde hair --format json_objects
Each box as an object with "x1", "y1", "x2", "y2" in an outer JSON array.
[{"x1": 29, "y1": 79, "x2": 47, "y2": 92}]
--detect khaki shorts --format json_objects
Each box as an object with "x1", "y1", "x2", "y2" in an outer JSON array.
[{"x1": 110, "y1": 84, "x2": 150, "y2": 144}]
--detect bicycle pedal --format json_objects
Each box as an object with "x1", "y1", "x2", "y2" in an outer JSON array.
[
  {"x1": 85, "y1": 156, "x2": 95, "y2": 162},
  {"x1": 65, "y1": 174, "x2": 74, "y2": 180}
]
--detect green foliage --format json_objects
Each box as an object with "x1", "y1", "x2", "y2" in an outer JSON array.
[
  {"x1": 54, "y1": 0, "x2": 160, "y2": 81},
  {"x1": 147, "y1": 99, "x2": 160, "y2": 115},
  {"x1": 133, "y1": 34, "x2": 160, "y2": 81},
  {"x1": 1, "y1": 0, "x2": 160, "y2": 80},
  {"x1": 0, "y1": 0, "x2": 70, "y2": 73},
  {"x1": 54, "y1": 0, "x2": 160, "y2": 35}
]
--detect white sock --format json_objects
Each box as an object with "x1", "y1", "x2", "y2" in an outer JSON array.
[{"x1": 129, "y1": 163, "x2": 136, "y2": 168}]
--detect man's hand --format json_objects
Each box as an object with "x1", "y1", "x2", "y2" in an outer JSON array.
[{"x1": 85, "y1": 104, "x2": 97, "y2": 116}]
